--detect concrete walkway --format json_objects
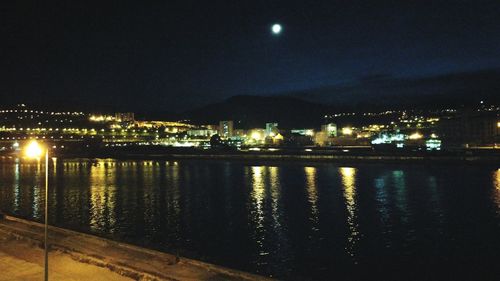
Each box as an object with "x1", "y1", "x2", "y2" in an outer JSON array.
[
  {"x1": 0, "y1": 216, "x2": 271, "y2": 281},
  {"x1": 0, "y1": 236, "x2": 132, "y2": 281}
]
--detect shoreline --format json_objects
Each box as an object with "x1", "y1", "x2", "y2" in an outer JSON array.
[
  {"x1": 58, "y1": 152, "x2": 500, "y2": 165},
  {"x1": 2, "y1": 148, "x2": 500, "y2": 164}
]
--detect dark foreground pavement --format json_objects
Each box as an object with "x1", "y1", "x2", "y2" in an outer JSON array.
[{"x1": 0, "y1": 215, "x2": 272, "y2": 281}]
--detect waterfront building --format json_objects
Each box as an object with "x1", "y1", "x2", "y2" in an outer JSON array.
[
  {"x1": 290, "y1": 129, "x2": 314, "y2": 136},
  {"x1": 187, "y1": 129, "x2": 218, "y2": 138},
  {"x1": 265, "y1": 122, "x2": 279, "y2": 137},
  {"x1": 218, "y1": 120, "x2": 234, "y2": 139},
  {"x1": 341, "y1": 126, "x2": 354, "y2": 136},
  {"x1": 321, "y1": 123, "x2": 337, "y2": 137},
  {"x1": 314, "y1": 131, "x2": 329, "y2": 146},
  {"x1": 265, "y1": 133, "x2": 284, "y2": 146},
  {"x1": 232, "y1": 129, "x2": 247, "y2": 137},
  {"x1": 285, "y1": 132, "x2": 314, "y2": 147},
  {"x1": 247, "y1": 128, "x2": 266, "y2": 145}
]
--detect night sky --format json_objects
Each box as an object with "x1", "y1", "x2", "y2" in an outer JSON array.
[{"x1": 1, "y1": 1, "x2": 500, "y2": 112}]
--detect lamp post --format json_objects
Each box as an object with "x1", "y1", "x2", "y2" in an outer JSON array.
[{"x1": 25, "y1": 140, "x2": 49, "y2": 281}]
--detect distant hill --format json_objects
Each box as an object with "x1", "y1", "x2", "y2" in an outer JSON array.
[
  {"x1": 6, "y1": 68, "x2": 499, "y2": 127},
  {"x1": 181, "y1": 69, "x2": 500, "y2": 129},
  {"x1": 181, "y1": 95, "x2": 331, "y2": 129},
  {"x1": 284, "y1": 69, "x2": 500, "y2": 110}
]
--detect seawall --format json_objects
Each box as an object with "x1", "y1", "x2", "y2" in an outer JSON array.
[{"x1": 0, "y1": 215, "x2": 272, "y2": 281}]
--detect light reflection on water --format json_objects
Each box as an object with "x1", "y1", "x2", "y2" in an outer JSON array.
[
  {"x1": 250, "y1": 166, "x2": 265, "y2": 230},
  {"x1": 0, "y1": 158, "x2": 500, "y2": 280},
  {"x1": 305, "y1": 167, "x2": 319, "y2": 231},
  {"x1": 13, "y1": 159, "x2": 20, "y2": 212},
  {"x1": 89, "y1": 161, "x2": 117, "y2": 233},
  {"x1": 392, "y1": 170, "x2": 409, "y2": 225},
  {"x1": 248, "y1": 166, "x2": 268, "y2": 268},
  {"x1": 269, "y1": 166, "x2": 281, "y2": 231},
  {"x1": 340, "y1": 167, "x2": 359, "y2": 261},
  {"x1": 494, "y1": 169, "x2": 500, "y2": 212}
]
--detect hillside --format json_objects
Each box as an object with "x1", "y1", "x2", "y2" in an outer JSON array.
[{"x1": 182, "y1": 95, "x2": 331, "y2": 129}]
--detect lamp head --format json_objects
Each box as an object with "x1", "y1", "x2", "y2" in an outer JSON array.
[{"x1": 25, "y1": 140, "x2": 44, "y2": 159}]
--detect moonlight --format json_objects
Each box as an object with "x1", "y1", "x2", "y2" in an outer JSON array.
[{"x1": 271, "y1": 23, "x2": 282, "y2": 35}]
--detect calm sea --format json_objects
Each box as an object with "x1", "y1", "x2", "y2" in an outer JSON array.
[{"x1": 1, "y1": 158, "x2": 499, "y2": 280}]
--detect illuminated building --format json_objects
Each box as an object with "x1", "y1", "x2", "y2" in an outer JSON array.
[
  {"x1": 315, "y1": 123, "x2": 338, "y2": 146},
  {"x1": 341, "y1": 127, "x2": 353, "y2": 136},
  {"x1": 425, "y1": 139, "x2": 442, "y2": 151},
  {"x1": 314, "y1": 131, "x2": 329, "y2": 146},
  {"x1": 265, "y1": 123, "x2": 279, "y2": 137},
  {"x1": 265, "y1": 132, "x2": 284, "y2": 146},
  {"x1": 134, "y1": 121, "x2": 193, "y2": 132},
  {"x1": 371, "y1": 133, "x2": 405, "y2": 145},
  {"x1": 290, "y1": 129, "x2": 314, "y2": 136},
  {"x1": 321, "y1": 123, "x2": 337, "y2": 137},
  {"x1": 248, "y1": 129, "x2": 265, "y2": 144},
  {"x1": 218, "y1": 120, "x2": 234, "y2": 139},
  {"x1": 232, "y1": 129, "x2": 247, "y2": 137},
  {"x1": 89, "y1": 115, "x2": 115, "y2": 122},
  {"x1": 187, "y1": 129, "x2": 217, "y2": 137},
  {"x1": 115, "y1": 112, "x2": 135, "y2": 122},
  {"x1": 408, "y1": 132, "x2": 423, "y2": 140}
]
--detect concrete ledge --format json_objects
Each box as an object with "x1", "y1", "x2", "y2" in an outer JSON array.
[{"x1": 0, "y1": 215, "x2": 272, "y2": 281}]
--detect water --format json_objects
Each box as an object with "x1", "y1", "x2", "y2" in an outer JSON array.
[{"x1": 1, "y1": 158, "x2": 499, "y2": 280}]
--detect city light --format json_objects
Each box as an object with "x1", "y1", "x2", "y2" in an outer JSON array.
[
  {"x1": 408, "y1": 132, "x2": 423, "y2": 140},
  {"x1": 250, "y1": 131, "x2": 263, "y2": 141},
  {"x1": 1, "y1": 103, "x2": 499, "y2": 150},
  {"x1": 89, "y1": 115, "x2": 114, "y2": 122},
  {"x1": 426, "y1": 139, "x2": 442, "y2": 151},
  {"x1": 25, "y1": 140, "x2": 43, "y2": 158},
  {"x1": 342, "y1": 127, "x2": 353, "y2": 135}
]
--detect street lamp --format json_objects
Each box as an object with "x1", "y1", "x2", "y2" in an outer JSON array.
[{"x1": 24, "y1": 140, "x2": 49, "y2": 281}]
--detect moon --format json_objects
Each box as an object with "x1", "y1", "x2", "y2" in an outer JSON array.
[{"x1": 271, "y1": 24, "x2": 282, "y2": 35}]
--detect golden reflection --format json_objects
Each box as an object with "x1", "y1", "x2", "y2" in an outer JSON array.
[
  {"x1": 167, "y1": 160, "x2": 181, "y2": 218},
  {"x1": 340, "y1": 167, "x2": 359, "y2": 260},
  {"x1": 248, "y1": 166, "x2": 267, "y2": 259},
  {"x1": 251, "y1": 166, "x2": 265, "y2": 223},
  {"x1": 89, "y1": 160, "x2": 116, "y2": 232},
  {"x1": 493, "y1": 169, "x2": 500, "y2": 211},
  {"x1": 269, "y1": 166, "x2": 280, "y2": 227},
  {"x1": 31, "y1": 159, "x2": 43, "y2": 219},
  {"x1": 305, "y1": 167, "x2": 319, "y2": 230},
  {"x1": 495, "y1": 169, "x2": 500, "y2": 190},
  {"x1": 142, "y1": 160, "x2": 160, "y2": 226}
]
